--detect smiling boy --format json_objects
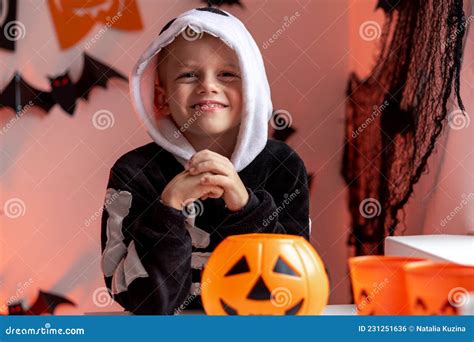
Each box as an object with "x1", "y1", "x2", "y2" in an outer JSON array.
[
  {"x1": 156, "y1": 33, "x2": 249, "y2": 212},
  {"x1": 100, "y1": 7, "x2": 310, "y2": 315}
]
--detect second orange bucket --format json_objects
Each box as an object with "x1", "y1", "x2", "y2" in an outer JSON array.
[
  {"x1": 403, "y1": 261, "x2": 474, "y2": 315},
  {"x1": 349, "y1": 255, "x2": 425, "y2": 315}
]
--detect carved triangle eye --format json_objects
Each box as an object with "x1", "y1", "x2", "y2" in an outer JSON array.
[
  {"x1": 359, "y1": 289, "x2": 373, "y2": 304},
  {"x1": 440, "y1": 299, "x2": 458, "y2": 315},
  {"x1": 415, "y1": 297, "x2": 428, "y2": 311},
  {"x1": 225, "y1": 256, "x2": 250, "y2": 276},
  {"x1": 272, "y1": 256, "x2": 300, "y2": 277}
]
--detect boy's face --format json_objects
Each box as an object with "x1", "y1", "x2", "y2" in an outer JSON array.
[{"x1": 156, "y1": 33, "x2": 243, "y2": 138}]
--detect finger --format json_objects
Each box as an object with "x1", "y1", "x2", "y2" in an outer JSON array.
[
  {"x1": 200, "y1": 174, "x2": 231, "y2": 190},
  {"x1": 201, "y1": 185, "x2": 224, "y2": 199},
  {"x1": 207, "y1": 188, "x2": 224, "y2": 198},
  {"x1": 189, "y1": 159, "x2": 231, "y2": 177},
  {"x1": 187, "y1": 149, "x2": 232, "y2": 169}
]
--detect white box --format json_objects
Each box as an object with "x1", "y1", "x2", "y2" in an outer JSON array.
[{"x1": 384, "y1": 234, "x2": 474, "y2": 266}]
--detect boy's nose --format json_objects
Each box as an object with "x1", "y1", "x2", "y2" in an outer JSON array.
[{"x1": 196, "y1": 77, "x2": 219, "y2": 94}]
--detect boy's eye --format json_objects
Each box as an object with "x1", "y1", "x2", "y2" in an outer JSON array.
[
  {"x1": 219, "y1": 72, "x2": 240, "y2": 81},
  {"x1": 178, "y1": 72, "x2": 198, "y2": 79},
  {"x1": 220, "y1": 72, "x2": 238, "y2": 77}
]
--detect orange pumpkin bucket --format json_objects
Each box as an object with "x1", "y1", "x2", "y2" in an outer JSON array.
[
  {"x1": 403, "y1": 261, "x2": 474, "y2": 315},
  {"x1": 349, "y1": 255, "x2": 425, "y2": 315},
  {"x1": 201, "y1": 233, "x2": 329, "y2": 315}
]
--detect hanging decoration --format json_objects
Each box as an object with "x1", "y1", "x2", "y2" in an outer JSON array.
[
  {"x1": 48, "y1": 0, "x2": 143, "y2": 50},
  {"x1": 7, "y1": 290, "x2": 76, "y2": 315},
  {"x1": 0, "y1": 53, "x2": 127, "y2": 115},
  {"x1": 342, "y1": 0, "x2": 467, "y2": 256},
  {"x1": 0, "y1": 0, "x2": 18, "y2": 51}
]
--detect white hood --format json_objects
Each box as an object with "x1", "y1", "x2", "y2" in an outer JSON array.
[{"x1": 130, "y1": 7, "x2": 273, "y2": 172}]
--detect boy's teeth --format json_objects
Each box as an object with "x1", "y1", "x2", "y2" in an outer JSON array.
[{"x1": 195, "y1": 103, "x2": 224, "y2": 110}]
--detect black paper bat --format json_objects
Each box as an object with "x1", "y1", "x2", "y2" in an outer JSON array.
[
  {"x1": 270, "y1": 114, "x2": 315, "y2": 191},
  {"x1": 202, "y1": 0, "x2": 244, "y2": 8},
  {"x1": 271, "y1": 124, "x2": 296, "y2": 142},
  {"x1": 0, "y1": 53, "x2": 127, "y2": 115},
  {"x1": 307, "y1": 172, "x2": 314, "y2": 191},
  {"x1": 7, "y1": 290, "x2": 75, "y2": 315},
  {"x1": 271, "y1": 112, "x2": 296, "y2": 142},
  {"x1": 376, "y1": 0, "x2": 401, "y2": 13},
  {"x1": 0, "y1": 0, "x2": 18, "y2": 51}
]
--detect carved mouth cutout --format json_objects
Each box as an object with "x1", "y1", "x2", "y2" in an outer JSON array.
[{"x1": 219, "y1": 298, "x2": 305, "y2": 315}]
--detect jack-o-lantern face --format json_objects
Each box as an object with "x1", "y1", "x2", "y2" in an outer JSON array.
[
  {"x1": 403, "y1": 262, "x2": 474, "y2": 316},
  {"x1": 201, "y1": 234, "x2": 329, "y2": 315},
  {"x1": 219, "y1": 255, "x2": 305, "y2": 315},
  {"x1": 413, "y1": 297, "x2": 458, "y2": 315}
]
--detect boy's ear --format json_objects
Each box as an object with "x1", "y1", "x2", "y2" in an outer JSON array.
[{"x1": 154, "y1": 86, "x2": 171, "y2": 116}]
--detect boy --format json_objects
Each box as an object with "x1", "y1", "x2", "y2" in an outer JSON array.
[{"x1": 100, "y1": 7, "x2": 310, "y2": 315}]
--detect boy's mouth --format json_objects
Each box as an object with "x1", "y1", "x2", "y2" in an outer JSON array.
[{"x1": 191, "y1": 101, "x2": 229, "y2": 112}]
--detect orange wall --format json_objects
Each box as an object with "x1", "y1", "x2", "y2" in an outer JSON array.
[{"x1": 6, "y1": 0, "x2": 466, "y2": 314}]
